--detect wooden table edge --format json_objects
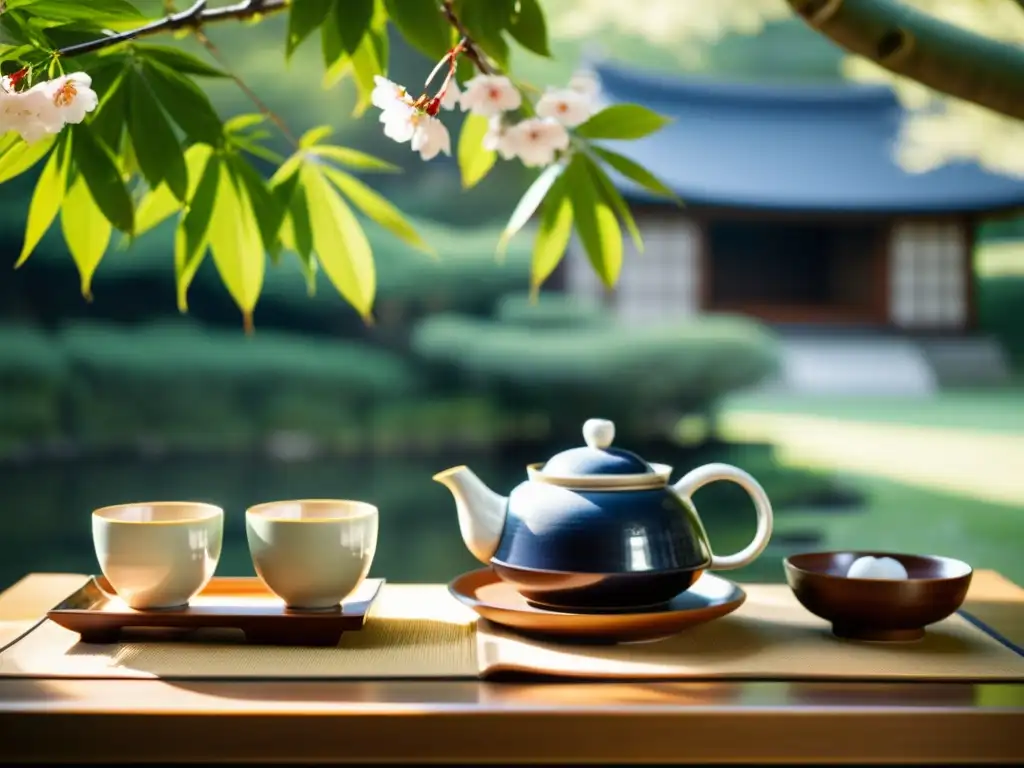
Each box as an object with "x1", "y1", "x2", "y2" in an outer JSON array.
[
  {"x1": 2, "y1": 705, "x2": 1022, "y2": 763},
  {"x1": 0, "y1": 570, "x2": 1022, "y2": 764}
]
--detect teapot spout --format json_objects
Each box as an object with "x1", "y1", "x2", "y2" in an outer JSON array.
[{"x1": 433, "y1": 466, "x2": 508, "y2": 565}]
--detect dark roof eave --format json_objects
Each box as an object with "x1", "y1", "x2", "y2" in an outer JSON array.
[{"x1": 619, "y1": 188, "x2": 1024, "y2": 220}]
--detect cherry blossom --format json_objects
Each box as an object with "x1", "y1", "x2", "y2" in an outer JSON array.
[
  {"x1": 378, "y1": 102, "x2": 450, "y2": 161},
  {"x1": 0, "y1": 80, "x2": 53, "y2": 143},
  {"x1": 536, "y1": 87, "x2": 593, "y2": 127},
  {"x1": 39, "y1": 72, "x2": 98, "y2": 127},
  {"x1": 459, "y1": 75, "x2": 522, "y2": 117},
  {"x1": 371, "y1": 76, "x2": 409, "y2": 112},
  {"x1": 379, "y1": 102, "x2": 418, "y2": 143},
  {"x1": 0, "y1": 71, "x2": 98, "y2": 144},
  {"x1": 482, "y1": 116, "x2": 518, "y2": 161},
  {"x1": 440, "y1": 82, "x2": 461, "y2": 111},
  {"x1": 503, "y1": 117, "x2": 570, "y2": 168},
  {"x1": 411, "y1": 114, "x2": 451, "y2": 160}
]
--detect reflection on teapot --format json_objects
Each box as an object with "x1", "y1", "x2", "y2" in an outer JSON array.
[{"x1": 435, "y1": 418, "x2": 773, "y2": 612}]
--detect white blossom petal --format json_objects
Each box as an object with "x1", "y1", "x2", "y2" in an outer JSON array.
[
  {"x1": 482, "y1": 116, "x2": 517, "y2": 160},
  {"x1": 380, "y1": 103, "x2": 418, "y2": 144},
  {"x1": 440, "y1": 82, "x2": 461, "y2": 111},
  {"x1": 536, "y1": 87, "x2": 593, "y2": 128},
  {"x1": 459, "y1": 75, "x2": 522, "y2": 117},
  {"x1": 0, "y1": 85, "x2": 58, "y2": 144},
  {"x1": 35, "y1": 72, "x2": 98, "y2": 128},
  {"x1": 504, "y1": 117, "x2": 569, "y2": 168},
  {"x1": 411, "y1": 115, "x2": 450, "y2": 160},
  {"x1": 371, "y1": 75, "x2": 409, "y2": 111}
]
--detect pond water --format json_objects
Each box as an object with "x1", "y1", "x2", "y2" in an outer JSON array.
[{"x1": 0, "y1": 443, "x2": 843, "y2": 592}]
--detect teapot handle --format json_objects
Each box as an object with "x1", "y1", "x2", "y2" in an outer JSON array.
[{"x1": 672, "y1": 463, "x2": 774, "y2": 571}]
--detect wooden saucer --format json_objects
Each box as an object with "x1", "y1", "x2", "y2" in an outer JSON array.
[{"x1": 449, "y1": 568, "x2": 746, "y2": 643}]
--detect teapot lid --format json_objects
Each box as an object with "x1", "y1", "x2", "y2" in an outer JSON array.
[{"x1": 530, "y1": 419, "x2": 671, "y2": 490}]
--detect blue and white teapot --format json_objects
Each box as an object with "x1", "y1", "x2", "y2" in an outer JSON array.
[{"x1": 435, "y1": 418, "x2": 774, "y2": 611}]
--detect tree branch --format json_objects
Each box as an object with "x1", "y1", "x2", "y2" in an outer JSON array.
[
  {"x1": 195, "y1": 30, "x2": 297, "y2": 146},
  {"x1": 440, "y1": 0, "x2": 495, "y2": 75},
  {"x1": 786, "y1": 0, "x2": 1024, "y2": 121},
  {"x1": 57, "y1": 0, "x2": 288, "y2": 58}
]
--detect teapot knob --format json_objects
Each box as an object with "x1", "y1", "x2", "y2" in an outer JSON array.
[{"x1": 583, "y1": 418, "x2": 615, "y2": 450}]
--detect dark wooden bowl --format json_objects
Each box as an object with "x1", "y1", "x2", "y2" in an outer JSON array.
[{"x1": 783, "y1": 551, "x2": 973, "y2": 642}]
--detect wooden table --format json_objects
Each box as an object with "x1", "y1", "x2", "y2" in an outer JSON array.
[{"x1": 0, "y1": 571, "x2": 1022, "y2": 765}]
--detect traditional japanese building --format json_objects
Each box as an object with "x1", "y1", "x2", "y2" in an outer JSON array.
[{"x1": 560, "y1": 63, "x2": 1024, "y2": 391}]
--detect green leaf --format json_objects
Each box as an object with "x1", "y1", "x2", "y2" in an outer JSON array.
[
  {"x1": 16, "y1": 133, "x2": 70, "y2": 268},
  {"x1": 277, "y1": 178, "x2": 316, "y2": 296},
  {"x1": 207, "y1": 163, "x2": 266, "y2": 328},
  {"x1": 457, "y1": 113, "x2": 496, "y2": 190},
  {"x1": 531, "y1": 175, "x2": 573, "y2": 294},
  {"x1": 286, "y1": 0, "x2": 333, "y2": 59},
  {"x1": 322, "y1": 166, "x2": 433, "y2": 256},
  {"x1": 565, "y1": 155, "x2": 622, "y2": 288},
  {"x1": 335, "y1": 0, "x2": 374, "y2": 55},
  {"x1": 384, "y1": 0, "x2": 451, "y2": 60},
  {"x1": 507, "y1": 0, "x2": 550, "y2": 57},
  {"x1": 71, "y1": 123, "x2": 134, "y2": 233},
  {"x1": 269, "y1": 167, "x2": 302, "y2": 240},
  {"x1": 134, "y1": 143, "x2": 213, "y2": 237},
  {"x1": 460, "y1": 0, "x2": 513, "y2": 70},
  {"x1": 584, "y1": 155, "x2": 642, "y2": 254},
  {"x1": 575, "y1": 104, "x2": 671, "y2": 140},
  {"x1": 309, "y1": 144, "x2": 399, "y2": 172},
  {"x1": 133, "y1": 183, "x2": 179, "y2": 237},
  {"x1": 10, "y1": 0, "x2": 143, "y2": 22},
  {"x1": 287, "y1": 182, "x2": 314, "y2": 262},
  {"x1": 134, "y1": 44, "x2": 227, "y2": 77},
  {"x1": 368, "y1": 19, "x2": 389, "y2": 75},
  {"x1": 0, "y1": 134, "x2": 56, "y2": 185},
  {"x1": 127, "y1": 69, "x2": 187, "y2": 201},
  {"x1": 227, "y1": 154, "x2": 283, "y2": 254},
  {"x1": 88, "y1": 67, "x2": 129, "y2": 151},
  {"x1": 322, "y1": 54, "x2": 351, "y2": 89},
  {"x1": 61, "y1": 177, "x2": 112, "y2": 301},
  {"x1": 141, "y1": 59, "x2": 223, "y2": 146},
  {"x1": 299, "y1": 125, "x2": 333, "y2": 148},
  {"x1": 270, "y1": 152, "x2": 304, "y2": 187},
  {"x1": 175, "y1": 153, "x2": 220, "y2": 312},
  {"x1": 498, "y1": 162, "x2": 562, "y2": 258},
  {"x1": 349, "y1": 28, "x2": 383, "y2": 116},
  {"x1": 225, "y1": 113, "x2": 266, "y2": 135},
  {"x1": 320, "y1": 0, "x2": 345, "y2": 69},
  {"x1": 591, "y1": 146, "x2": 681, "y2": 204},
  {"x1": 301, "y1": 164, "x2": 375, "y2": 320}
]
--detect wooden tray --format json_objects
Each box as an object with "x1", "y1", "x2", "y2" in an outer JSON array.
[{"x1": 46, "y1": 576, "x2": 385, "y2": 647}]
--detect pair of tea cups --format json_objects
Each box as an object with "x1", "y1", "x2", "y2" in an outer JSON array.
[{"x1": 92, "y1": 499, "x2": 378, "y2": 611}]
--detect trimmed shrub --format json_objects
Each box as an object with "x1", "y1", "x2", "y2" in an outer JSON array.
[
  {"x1": 495, "y1": 292, "x2": 612, "y2": 330},
  {"x1": 978, "y1": 274, "x2": 1024, "y2": 368},
  {"x1": 58, "y1": 320, "x2": 421, "y2": 449},
  {"x1": 411, "y1": 308, "x2": 780, "y2": 440},
  {"x1": 0, "y1": 323, "x2": 67, "y2": 446}
]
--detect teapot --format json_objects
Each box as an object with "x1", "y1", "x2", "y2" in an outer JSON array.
[{"x1": 434, "y1": 418, "x2": 773, "y2": 611}]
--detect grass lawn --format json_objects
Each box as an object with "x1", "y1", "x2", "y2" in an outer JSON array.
[
  {"x1": 717, "y1": 386, "x2": 1024, "y2": 586},
  {"x1": 722, "y1": 388, "x2": 1024, "y2": 433}
]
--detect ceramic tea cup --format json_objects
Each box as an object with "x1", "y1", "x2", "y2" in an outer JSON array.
[
  {"x1": 92, "y1": 501, "x2": 224, "y2": 610},
  {"x1": 246, "y1": 499, "x2": 378, "y2": 610}
]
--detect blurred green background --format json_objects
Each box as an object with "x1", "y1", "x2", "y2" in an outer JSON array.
[{"x1": 1, "y1": 6, "x2": 1023, "y2": 592}]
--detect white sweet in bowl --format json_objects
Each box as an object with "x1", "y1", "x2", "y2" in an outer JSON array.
[{"x1": 846, "y1": 555, "x2": 909, "y2": 580}]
